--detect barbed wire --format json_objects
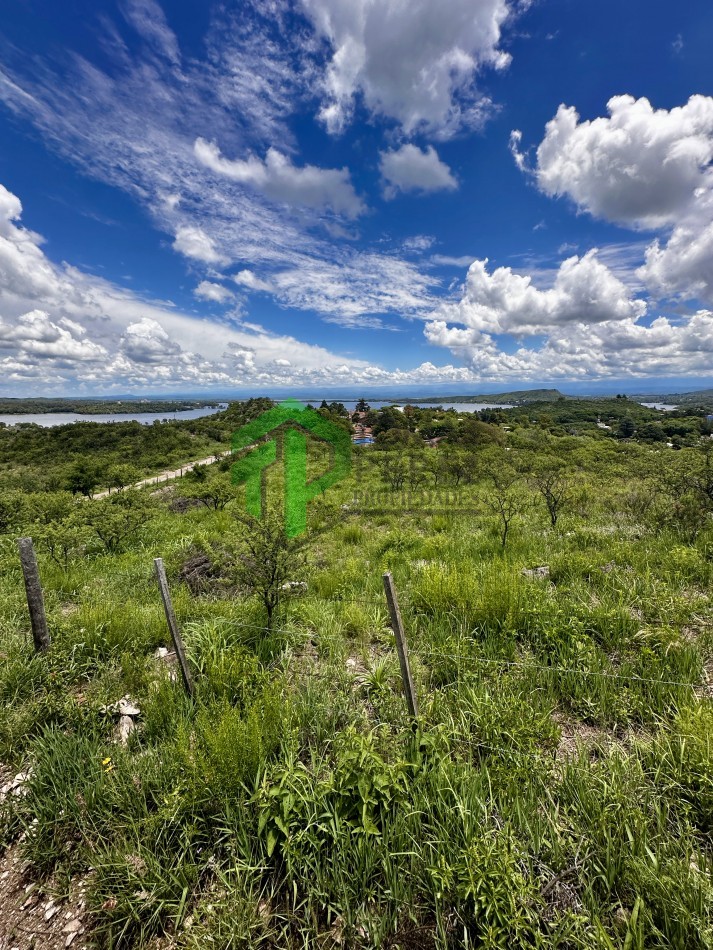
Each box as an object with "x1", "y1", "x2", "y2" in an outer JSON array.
[
  {"x1": 172, "y1": 615, "x2": 708, "y2": 690},
  {"x1": 400, "y1": 649, "x2": 704, "y2": 689}
]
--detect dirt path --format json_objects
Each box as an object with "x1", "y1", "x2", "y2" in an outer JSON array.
[
  {"x1": 93, "y1": 450, "x2": 231, "y2": 499},
  {"x1": 1, "y1": 767, "x2": 91, "y2": 950}
]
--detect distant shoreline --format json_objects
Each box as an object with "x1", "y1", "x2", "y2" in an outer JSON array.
[{"x1": 0, "y1": 398, "x2": 221, "y2": 415}]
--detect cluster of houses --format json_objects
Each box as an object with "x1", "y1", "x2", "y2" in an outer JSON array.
[{"x1": 351, "y1": 410, "x2": 373, "y2": 443}]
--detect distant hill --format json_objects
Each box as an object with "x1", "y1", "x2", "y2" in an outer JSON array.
[
  {"x1": 407, "y1": 388, "x2": 569, "y2": 405},
  {"x1": 631, "y1": 388, "x2": 713, "y2": 407}
]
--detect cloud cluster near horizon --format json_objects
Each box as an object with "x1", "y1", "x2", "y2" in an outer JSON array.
[
  {"x1": 428, "y1": 95, "x2": 713, "y2": 380},
  {"x1": 0, "y1": 182, "x2": 478, "y2": 392}
]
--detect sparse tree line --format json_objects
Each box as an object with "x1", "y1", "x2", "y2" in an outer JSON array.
[{"x1": 0, "y1": 397, "x2": 712, "y2": 634}]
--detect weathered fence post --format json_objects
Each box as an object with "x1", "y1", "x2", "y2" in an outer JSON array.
[
  {"x1": 382, "y1": 571, "x2": 418, "y2": 718},
  {"x1": 154, "y1": 557, "x2": 194, "y2": 697},
  {"x1": 17, "y1": 537, "x2": 50, "y2": 652}
]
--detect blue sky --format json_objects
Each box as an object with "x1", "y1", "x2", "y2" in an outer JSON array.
[{"x1": 0, "y1": 0, "x2": 712, "y2": 395}]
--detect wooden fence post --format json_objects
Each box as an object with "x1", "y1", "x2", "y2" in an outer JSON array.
[
  {"x1": 154, "y1": 557, "x2": 194, "y2": 697},
  {"x1": 17, "y1": 537, "x2": 50, "y2": 652},
  {"x1": 382, "y1": 571, "x2": 418, "y2": 718}
]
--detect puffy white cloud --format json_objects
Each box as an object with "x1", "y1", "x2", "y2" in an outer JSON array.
[
  {"x1": 120, "y1": 318, "x2": 184, "y2": 363},
  {"x1": 301, "y1": 0, "x2": 513, "y2": 136},
  {"x1": 515, "y1": 95, "x2": 713, "y2": 306},
  {"x1": 436, "y1": 251, "x2": 646, "y2": 337},
  {"x1": 517, "y1": 95, "x2": 713, "y2": 229},
  {"x1": 641, "y1": 219, "x2": 713, "y2": 302},
  {"x1": 380, "y1": 145, "x2": 457, "y2": 198},
  {"x1": 194, "y1": 280, "x2": 234, "y2": 303},
  {"x1": 0, "y1": 309, "x2": 107, "y2": 362},
  {"x1": 0, "y1": 183, "x2": 23, "y2": 235},
  {"x1": 173, "y1": 226, "x2": 228, "y2": 265},
  {"x1": 233, "y1": 269, "x2": 275, "y2": 293},
  {"x1": 425, "y1": 309, "x2": 713, "y2": 382},
  {"x1": 195, "y1": 139, "x2": 364, "y2": 218},
  {"x1": 420, "y1": 251, "x2": 713, "y2": 381},
  {"x1": 636, "y1": 184, "x2": 713, "y2": 302}
]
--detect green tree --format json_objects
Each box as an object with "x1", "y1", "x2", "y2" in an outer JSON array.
[
  {"x1": 531, "y1": 460, "x2": 572, "y2": 529},
  {"x1": 374, "y1": 428, "x2": 422, "y2": 450},
  {"x1": 373, "y1": 407, "x2": 409, "y2": 436},
  {"x1": 66, "y1": 461, "x2": 101, "y2": 498},
  {"x1": 37, "y1": 518, "x2": 91, "y2": 570},
  {"x1": 443, "y1": 448, "x2": 476, "y2": 487},
  {"x1": 0, "y1": 490, "x2": 28, "y2": 534},
  {"x1": 480, "y1": 456, "x2": 530, "y2": 548},
  {"x1": 230, "y1": 511, "x2": 306, "y2": 631},
  {"x1": 618, "y1": 415, "x2": 636, "y2": 439},
  {"x1": 375, "y1": 453, "x2": 409, "y2": 492},
  {"x1": 453, "y1": 418, "x2": 504, "y2": 449},
  {"x1": 188, "y1": 463, "x2": 209, "y2": 482},
  {"x1": 106, "y1": 464, "x2": 140, "y2": 491},
  {"x1": 82, "y1": 491, "x2": 154, "y2": 553},
  {"x1": 637, "y1": 422, "x2": 666, "y2": 443},
  {"x1": 190, "y1": 474, "x2": 239, "y2": 511}
]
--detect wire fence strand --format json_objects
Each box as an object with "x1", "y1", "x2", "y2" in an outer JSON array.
[{"x1": 407, "y1": 649, "x2": 704, "y2": 689}]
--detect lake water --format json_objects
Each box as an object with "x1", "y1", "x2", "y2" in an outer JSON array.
[
  {"x1": 640, "y1": 403, "x2": 679, "y2": 411},
  {"x1": 0, "y1": 399, "x2": 513, "y2": 428},
  {"x1": 0, "y1": 405, "x2": 225, "y2": 428}
]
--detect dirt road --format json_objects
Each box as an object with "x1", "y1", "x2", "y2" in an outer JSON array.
[{"x1": 93, "y1": 450, "x2": 231, "y2": 499}]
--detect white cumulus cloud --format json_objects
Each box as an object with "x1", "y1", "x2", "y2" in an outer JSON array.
[
  {"x1": 195, "y1": 138, "x2": 364, "y2": 218},
  {"x1": 121, "y1": 318, "x2": 184, "y2": 364},
  {"x1": 418, "y1": 251, "x2": 713, "y2": 382},
  {"x1": 0, "y1": 310, "x2": 107, "y2": 362},
  {"x1": 380, "y1": 145, "x2": 457, "y2": 198},
  {"x1": 194, "y1": 280, "x2": 234, "y2": 303},
  {"x1": 517, "y1": 95, "x2": 713, "y2": 229},
  {"x1": 514, "y1": 95, "x2": 713, "y2": 306},
  {"x1": 173, "y1": 225, "x2": 228, "y2": 265},
  {"x1": 436, "y1": 251, "x2": 646, "y2": 337},
  {"x1": 301, "y1": 0, "x2": 514, "y2": 137}
]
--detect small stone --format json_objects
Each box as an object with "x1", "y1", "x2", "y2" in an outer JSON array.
[
  {"x1": 115, "y1": 715, "x2": 135, "y2": 745},
  {"x1": 117, "y1": 697, "x2": 140, "y2": 717},
  {"x1": 521, "y1": 565, "x2": 550, "y2": 579},
  {"x1": 63, "y1": 919, "x2": 82, "y2": 933},
  {"x1": 101, "y1": 695, "x2": 140, "y2": 717},
  {"x1": 45, "y1": 903, "x2": 60, "y2": 921}
]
